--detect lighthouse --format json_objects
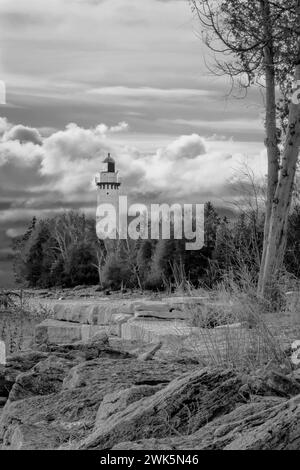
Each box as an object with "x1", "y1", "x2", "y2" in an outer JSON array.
[
  {"x1": 95, "y1": 153, "x2": 121, "y2": 207},
  {"x1": 95, "y1": 153, "x2": 121, "y2": 239}
]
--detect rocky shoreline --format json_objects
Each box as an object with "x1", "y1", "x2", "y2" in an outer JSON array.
[{"x1": 1, "y1": 329, "x2": 300, "y2": 450}]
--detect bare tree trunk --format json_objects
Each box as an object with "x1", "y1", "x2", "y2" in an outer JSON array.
[
  {"x1": 258, "y1": 0, "x2": 280, "y2": 286},
  {"x1": 258, "y1": 46, "x2": 300, "y2": 299}
]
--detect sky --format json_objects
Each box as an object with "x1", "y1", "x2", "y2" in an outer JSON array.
[{"x1": 0, "y1": 0, "x2": 268, "y2": 287}]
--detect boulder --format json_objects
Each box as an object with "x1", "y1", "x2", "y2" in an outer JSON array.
[
  {"x1": 78, "y1": 368, "x2": 245, "y2": 449},
  {"x1": 95, "y1": 385, "x2": 163, "y2": 430},
  {"x1": 0, "y1": 351, "x2": 48, "y2": 397},
  {"x1": 8, "y1": 356, "x2": 74, "y2": 403},
  {"x1": 53, "y1": 302, "x2": 119, "y2": 325},
  {"x1": 62, "y1": 358, "x2": 194, "y2": 391},
  {"x1": 136, "y1": 342, "x2": 163, "y2": 361},
  {"x1": 113, "y1": 397, "x2": 286, "y2": 450},
  {"x1": 35, "y1": 320, "x2": 83, "y2": 345},
  {"x1": 79, "y1": 366, "x2": 300, "y2": 451},
  {"x1": 0, "y1": 385, "x2": 108, "y2": 447},
  {"x1": 1, "y1": 423, "x2": 69, "y2": 450},
  {"x1": 121, "y1": 319, "x2": 192, "y2": 343},
  {"x1": 35, "y1": 319, "x2": 122, "y2": 345},
  {"x1": 40, "y1": 340, "x2": 132, "y2": 363},
  {"x1": 0, "y1": 357, "x2": 194, "y2": 449}
]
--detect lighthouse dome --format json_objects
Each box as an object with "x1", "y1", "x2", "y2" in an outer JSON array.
[
  {"x1": 103, "y1": 153, "x2": 115, "y2": 164},
  {"x1": 102, "y1": 153, "x2": 115, "y2": 173}
]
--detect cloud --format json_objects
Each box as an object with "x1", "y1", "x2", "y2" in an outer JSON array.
[
  {"x1": 88, "y1": 87, "x2": 211, "y2": 99},
  {"x1": 0, "y1": 117, "x2": 266, "y2": 204},
  {"x1": 5, "y1": 125, "x2": 43, "y2": 145},
  {"x1": 159, "y1": 134, "x2": 207, "y2": 160}
]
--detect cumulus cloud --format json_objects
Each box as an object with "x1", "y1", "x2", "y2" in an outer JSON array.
[
  {"x1": 0, "y1": 116, "x2": 267, "y2": 202},
  {"x1": 0, "y1": 116, "x2": 267, "y2": 256},
  {"x1": 159, "y1": 134, "x2": 207, "y2": 160},
  {"x1": 5, "y1": 125, "x2": 43, "y2": 145}
]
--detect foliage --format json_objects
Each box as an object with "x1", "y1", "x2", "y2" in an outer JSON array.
[{"x1": 11, "y1": 201, "x2": 300, "y2": 291}]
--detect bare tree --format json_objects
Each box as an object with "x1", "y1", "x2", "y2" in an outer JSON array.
[{"x1": 190, "y1": 0, "x2": 300, "y2": 301}]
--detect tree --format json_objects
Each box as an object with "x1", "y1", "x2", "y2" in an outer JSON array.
[{"x1": 190, "y1": 0, "x2": 300, "y2": 301}]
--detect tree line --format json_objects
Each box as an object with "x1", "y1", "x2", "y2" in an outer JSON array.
[{"x1": 11, "y1": 201, "x2": 300, "y2": 293}]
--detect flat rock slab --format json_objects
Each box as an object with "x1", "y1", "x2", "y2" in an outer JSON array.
[
  {"x1": 134, "y1": 310, "x2": 189, "y2": 320},
  {"x1": 131, "y1": 300, "x2": 191, "y2": 320},
  {"x1": 121, "y1": 319, "x2": 250, "y2": 362},
  {"x1": 35, "y1": 319, "x2": 122, "y2": 345},
  {"x1": 121, "y1": 320, "x2": 192, "y2": 344},
  {"x1": 162, "y1": 296, "x2": 210, "y2": 305},
  {"x1": 52, "y1": 302, "x2": 132, "y2": 325},
  {"x1": 131, "y1": 301, "x2": 171, "y2": 313}
]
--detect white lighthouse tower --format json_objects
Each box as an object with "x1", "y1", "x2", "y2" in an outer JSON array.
[
  {"x1": 95, "y1": 153, "x2": 121, "y2": 205},
  {"x1": 95, "y1": 153, "x2": 121, "y2": 239}
]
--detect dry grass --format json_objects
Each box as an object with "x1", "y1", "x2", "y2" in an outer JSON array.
[
  {"x1": 0, "y1": 291, "x2": 52, "y2": 354},
  {"x1": 182, "y1": 281, "x2": 290, "y2": 372}
]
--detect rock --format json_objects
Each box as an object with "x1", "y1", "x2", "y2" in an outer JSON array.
[
  {"x1": 132, "y1": 301, "x2": 171, "y2": 313},
  {"x1": 0, "y1": 357, "x2": 193, "y2": 449},
  {"x1": 245, "y1": 369, "x2": 300, "y2": 398},
  {"x1": 1, "y1": 423, "x2": 69, "y2": 450},
  {"x1": 0, "y1": 397, "x2": 7, "y2": 407},
  {"x1": 53, "y1": 302, "x2": 120, "y2": 325},
  {"x1": 41, "y1": 340, "x2": 132, "y2": 363},
  {"x1": 35, "y1": 320, "x2": 83, "y2": 345},
  {"x1": 225, "y1": 395, "x2": 300, "y2": 450},
  {"x1": 0, "y1": 385, "x2": 108, "y2": 447},
  {"x1": 8, "y1": 356, "x2": 74, "y2": 403},
  {"x1": 291, "y1": 369, "x2": 300, "y2": 382},
  {"x1": 134, "y1": 310, "x2": 189, "y2": 320},
  {"x1": 121, "y1": 319, "x2": 192, "y2": 343},
  {"x1": 89, "y1": 331, "x2": 109, "y2": 345},
  {"x1": 35, "y1": 319, "x2": 121, "y2": 345},
  {"x1": 78, "y1": 368, "x2": 245, "y2": 449},
  {"x1": 62, "y1": 358, "x2": 194, "y2": 391},
  {"x1": 95, "y1": 385, "x2": 163, "y2": 430},
  {"x1": 136, "y1": 342, "x2": 163, "y2": 361},
  {"x1": 113, "y1": 397, "x2": 286, "y2": 450},
  {"x1": 0, "y1": 351, "x2": 48, "y2": 397},
  {"x1": 162, "y1": 296, "x2": 210, "y2": 306},
  {"x1": 108, "y1": 337, "x2": 152, "y2": 355}
]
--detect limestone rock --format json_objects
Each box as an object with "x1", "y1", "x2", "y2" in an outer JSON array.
[
  {"x1": 0, "y1": 385, "x2": 107, "y2": 447},
  {"x1": 162, "y1": 296, "x2": 209, "y2": 306},
  {"x1": 132, "y1": 301, "x2": 171, "y2": 313},
  {"x1": 78, "y1": 368, "x2": 244, "y2": 449},
  {"x1": 62, "y1": 358, "x2": 194, "y2": 391},
  {"x1": 121, "y1": 319, "x2": 192, "y2": 343},
  {"x1": 136, "y1": 342, "x2": 163, "y2": 361},
  {"x1": 1, "y1": 423, "x2": 69, "y2": 450},
  {"x1": 54, "y1": 302, "x2": 120, "y2": 325},
  {"x1": 0, "y1": 351, "x2": 48, "y2": 397},
  {"x1": 35, "y1": 319, "x2": 83, "y2": 345},
  {"x1": 35, "y1": 319, "x2": 122, "y2": 345},
  {"x1": 134, "y1": 310, "x2": 189, "y2": 320},
  {"x1": 95, "y1": 385, "x2": 163, "y2": 430},
  {"x1": 113, "y1": 397, "x2": 286, "y2": 450},
  {"x1": 245, "y1": 369, "x2": 300, "y2": 398},
  {"x1": 0, "y1": 357, "x2": 193, "y2": 449},
  {"x1": 8, "y1": 356, "x2": 74, "y2": 403}
]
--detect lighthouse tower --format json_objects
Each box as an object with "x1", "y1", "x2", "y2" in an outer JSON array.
[{"x1": 95, "y1": 153, "x2": 121, "y2": 233}]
